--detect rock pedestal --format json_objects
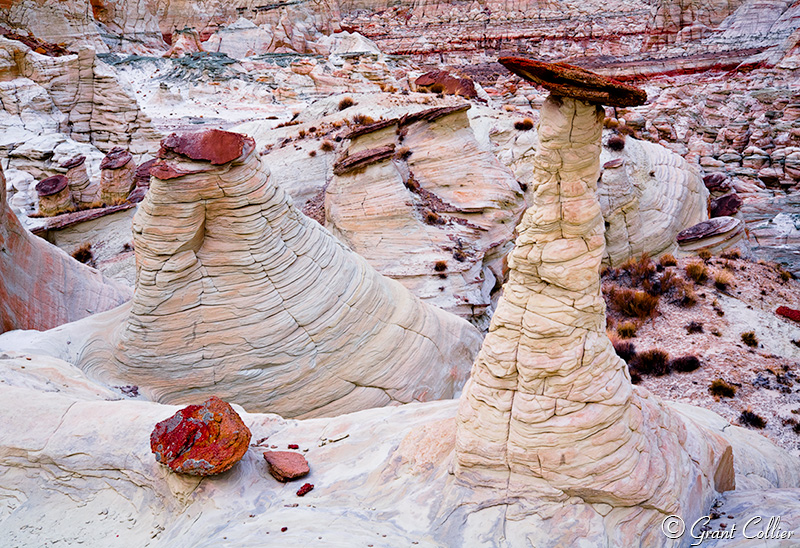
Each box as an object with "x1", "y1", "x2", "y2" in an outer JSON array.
[
  {"x1": 36, "y1": 175, "x2": 74, "y2": 216},
  {"x1": 60, "y1": 155, "x2": 96, "y2": 207},
  {"x1": 454, "y1": 59, "x2": 733, "y2": 538},
  {"x1": 99, "y1": 147, "x2": 136, "y2": 205}
]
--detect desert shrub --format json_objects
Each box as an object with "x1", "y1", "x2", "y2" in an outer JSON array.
[
  {"x1": 671, "y1": 355, "x2": 701, "y2": 373},
  {"x1": 739, "y1": 409, "x2": 766, "y2": 429},
  {"x1": 685, "y1": 260, "x2": 708, "y2": 283},
  {"x1": 514, "y1": 118, "x2": 534, "y2": 131},
  {"x1": 714, "y1": 270, "x2": 734, "y2": 290},
  {"x1": 698, "y1": 249, "x2": 712, "y2": 261},
  {"x1": 395, "y1": 146, "x2": 412, "y2": 160},
  {"x1": 433, "y1": 260, "x2": 447, "y2": 272},
  {"x1": 629, "y1": 349, "x2": 670, "y2": 377},
  {"x1": 721, "y1": 248, "x2": 741, "y2": 260},
  {"x1": 338, "y1": 96, "x2": 355, "y2": 110},
  {"x1": 71, "y1": 243, "x2": 93, "y2": 265},
  {"x1": 308, "y1": 150, "x2": 317, "y2": 157},
  {"x1": 612, "y1": 339, "x2": 636, "y2": 363},
  {"x1": 423, "y1": 210, "x2": 444, "y2": 225},
  {"x1": 616, "y1": 320, "x2": 638, "y2": 339},
  {"x1": 677, "y1": 284, "x2": 698, "y2": 307},
  {"x1": 607, "y1": 135, "x2": 626, "y2": 151},
  {"x1": 351, "y1": 114, "x2": 375, "y2": 125},
  {"x1": 320, "y1": 140, "x2": 335, "y2": 152},
  {"x1": 298, "y1": 129, "x2": 306, "y2": 138},
  {"x1": 607, "y1": 286, "x2": 659, "y2": 319},
  {"x1": 685, "y1": 321, "x2": 704, "y2": 334},
  {"x1": 621, "y1": 253, "x2": 655, "y2": 285},
  {"x1": 741, "y1": 331, "x2": 758, "y2": 347},
  {"x1": 709, "y1": 379, "x2": 736, "y2": 398},
  {"x1": 659, "y1": 253, "x2": 677, "y2": 267},
  {"x1": 429, "y1": 82, "x2": 446, "y2": 94},
  {"x1": 453, "y1": 249, "x2": 467, "y2": 262}
]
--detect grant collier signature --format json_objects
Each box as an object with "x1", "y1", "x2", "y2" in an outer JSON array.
[{"x1": 662, "y1": 514, "x2": 795, "y2": 545}]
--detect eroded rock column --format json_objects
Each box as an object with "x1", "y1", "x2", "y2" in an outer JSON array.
[{"x1": 455, "y1": 60, "x2": 731, "y2": 518}]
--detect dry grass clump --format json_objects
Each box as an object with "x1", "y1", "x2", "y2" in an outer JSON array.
[
  {"x1": 611, "y1": 338, "x2": 636, "y2": 363},
  {"x1": 351, "y1": 114, "x2": 375, "y2": 125},
  {"x1": 395, "y1": 146, "x2": 412, "y2": 160},
  {"x1": 685, "y1": 259, "x2": 708, "y2": 283},
  {"x1": 658, "y1": 253, "x2": 677, "y2": 267},
  {"x1": 709, "y1": 378, "x2": 736, "y2": 398},
  {"x1": 620, "y1": 253, "x2": 656, "y2": 285},
  {"x1": 739, "y1": 409, "x2": 766, "y2": 428},
  {"x1": 629, "y1": 349, "x2": 670, "y2": 377},
  {"x1": 714, "y1": 270, "x2": 734, "y2": 290},
  {"x1": 671, "y1": 355, "x2": 701, "y2": 373},
  {"x1": 607, "y1": 135, "x2": 626, "y2": 151},
  {"x1": 514, "y1": 118, "x2": 534, "y2": 131},
  {"x1": 320, "y1": 140, "x2": 335, "y2": 152},
  {"x1": 453, "y1": 249, "x2": 467, "y2": 262},
  {"x1": 433, "y1": 260, "x2": 447, "y2": 272},
  {"x1": 616, "y1": 320, "x2": 638, "y2": 339},
  {"x1": 698, "y1": 249, "x2": 712, "y2": 261},
  {"x1": 606, "y1": 287, "x2": 659, "y2": 319},
  {"x1": 71, "y1": 243, "x2": 93, "y2": 265},
  {"x1": 423, "y1": 209, "x2": 444, "y2": 225},
  {"x1": 741, "y1": 331, "x2": 758, "y2": 347},
  {"x1": 685, "y1": 321, "x2": 704, "y2": 334},
  {"x1": 338, "y1": 96, "x2": 355, "y2": 110},
  {"x1": 721, "y1": 248, "x2": 741, "y2": 260}
]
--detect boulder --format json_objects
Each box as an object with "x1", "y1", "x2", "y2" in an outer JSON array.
[
  {"x1": 150, "y1": 396, "x2": 251, "y2": 476},
  {"x1": 710, "y1": 192, "x2": 743, "y2": 217},
  {"x1": 35, "y1": 175, "x2": 73, "y2": 217}
]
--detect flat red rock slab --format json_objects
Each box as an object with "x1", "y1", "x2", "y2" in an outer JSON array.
[
  {"x1": 333, "y1": 144, "x2": 396, "y2": 176},
  {"x1": 710, "y1": 193, "x2": 743, "y2": 218},
  {"x1": 677, "y1": 217, "x2": 742, "y2": 244},
  {"x1": 263, "y1": 451, "x2": 310, "y2": 482},
  {"x1": 60, "y1": 155, "x2": 86, "y2": 169},
  {"x1": 150, "y1": 396, "x2": 251, "y2": 476},
  {"x1": 415, "y1": 70, "x2": 478, "y2": 98},
  {"x1": 159, "y1": 129, "x2": 253, "y2": 165},
  {"x1": 35, "y1": 175, "x2": 68, "y2": 196},
  {"x1": 100, "y1": 147, "x2": 133, "y2": 170},
  {"x1": 777, "y1": 306, "x2": 800, "y2": 323},
  {"x1": 399, "y1": 104, "x2": 471, "y2": 127},
  {"x1": 498, "y1": 57, "x2": 647, "y2": 107}
]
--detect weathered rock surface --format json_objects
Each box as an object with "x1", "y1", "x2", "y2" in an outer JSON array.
[
  {"x1": 0, "y1": 358, "x2": 798, "y2": 547},
  {"x1": 263, "y1": 451, "x2": 310, "y2": 482},
  {"x1": 0, "y1": 163, "x2": 131, "y2": 334},
  {"x1": 64, "y1": 129, "x2": 481, "y2": 417},
  {"x1": 150, "y1": 396, "x2": 251, "y2": 476},
  {"x1": 454, "y1": 89, "x2": 736, "y2": 540},
  {"x1": 325, "y1": 104, "x2": 525, "y2": 324},
  {"x1": 35, "y1": 175, "x2": 73, "y2": 216},
  {"x1": 99, "y1": 147, "x2": 136, "y2": 204},
  {"x1": 677, "y1": 216, "x2": 746, "y2": 254}
]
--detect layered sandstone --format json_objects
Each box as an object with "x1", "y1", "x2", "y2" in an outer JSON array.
[
  {"x1": 76, "y1": 129, "x2": 481, "y2": 417},
  {"x1": 454, "y1": 62, "x2": 734, "y2": 537},
  {"x1": 0, "y1": 164, "x2": 131, "y2": 334}
]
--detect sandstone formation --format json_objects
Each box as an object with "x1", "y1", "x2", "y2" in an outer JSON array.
[
  {"x1": 99, "y1": 147, "x2": 136, "y2": 204},
  {"x1": 60, "y1": 155, "x2": 96, "y2": 207},
  {"x1": 35, "y1": 175, "x2": 73, "y2": 217},
  {"x1": 325, "y1": 104, "x2": 526, "y2": 324},
  {"x1": 263, "y1": 451, "x2": 310, "y2": 482},
  {"x1": 150, "y1": 396, "x2": 251, "y2": 476},
  {"x1": 0, "y1": 163, "x2": 131, "y2": 334},
  {"x1": 74, "y1": 128, "x2": 481, "y2": 417},
  {"x1": 454, "y1": 59, "x2": 734, "y2": 539}
]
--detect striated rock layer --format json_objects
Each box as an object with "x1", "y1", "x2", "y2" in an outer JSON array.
[
  {"x1": 0, "y1": 164, "x2": 131, "y2": 334},
  {"x1": 76, "y1": 129, "x2": 482, "y2": 418},
  {"x1": 454, "y1": 95, "x2": 733, "y2": 538}
]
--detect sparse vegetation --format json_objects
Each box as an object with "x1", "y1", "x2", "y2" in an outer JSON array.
[
  {"x1": 612, "y1": 338, "x2": 636, "y2": 363},
  {"x1": 620, "y1": 253, "x2": 655, "y2": 286},
  {"x1": 659, "y1": 253, "x2": 677, "y2": 267},
  {"x1": 514, "y1": 118, "x2": 534, "y2": 131},
  {"x1": 320, "y1": 140, "x2": 335, "y2": 152},
  {"x1": 686, "y1": 321, "x2": 704, "y2": 334},
  {"x1": 423, "y1": 209, "x2": 444, "y2": 225},
  {"x1": 606, "y1": 287, "x2": 659, "y2": 319},
  {"x1": 739, "y1": 409, "x2": 766, "y2": 429},
  {"x1": 741, "y1": 331, "x2": 758, "y2": 347},
  {"x1": 429, "y1": 82, "x2": 446, "y2": 94},
  {"x1": 698, "y1": 249, "x2": 712, "y2": 261},
  {"x1": 709, "y1": 379, "x2": 736, "y2": 398},
  {"x1": 453, "y1": 249, "x2": 467, "y2": 262},
  {"x1": 395, "y1": 146, "x2": 412, "y2": 160},
  {"x1": 616, "y1": 320, "x2": 638, "y2": 339},
  {"x1": 685, "y1": 260, "x2": 708, "y2": 283},
  {"x1": 433, "y1": 260, "x2": 447, "y2": 272},
  {"x1": 71, "y1": 243, "x2": 93, "y2": 265},
  {"x1": 721, "y1": 248, "x2": 741, "y2": 260},
  {"x1": 338, "y1": 96, "x2": 355, "y2": 111},
  {"x1": 714, "y1": 270, "x2": 734, "y2": 290},
  {"x1": 351, "y1": 114, "x2": 375, "y2": 125},
  {"x1": 629, "y1": 349, "x2": 670, "y2": 377},
  {"x1": 671, "y1": 355, "x2": 701, "y2": 373},
  {"x1": 308, "y1": 150, "x2": 317, "y2": 157}
]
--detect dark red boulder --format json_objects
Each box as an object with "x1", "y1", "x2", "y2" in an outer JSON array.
[
  {"x1": 710, "y1": 193, "x2": 743, "y2": 217},
  {"x1": 150, "y1": 396, "x2": 251, "y2": 476}
]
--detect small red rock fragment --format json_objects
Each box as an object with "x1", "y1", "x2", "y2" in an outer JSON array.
[
  {"x1": 263, "y1": 451, "x2": 310, "y2": 482},
  {"x1": 281, "y1": 527, "x2": 288, "y2": 533},
  {"x1": 150, "y1": 396, "x2": 251, "y2": 476},
  {"x1": 777, "y1": 306, "x2": 800, "y2": 323},
  {"x1": 288, "y1": 444, "x2": 299, "y2": 449},
  {"x1": 296, "y1": 483, "x2": 314, "y2": 497}
]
